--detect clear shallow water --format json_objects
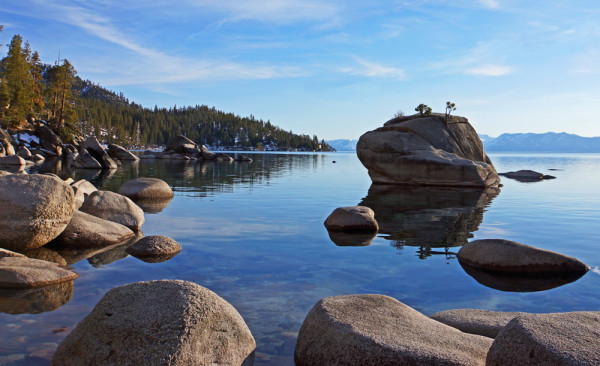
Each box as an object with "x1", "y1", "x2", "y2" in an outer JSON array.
[{"x1": 1, "y1": 152, "x2": 600, "y2": 365}]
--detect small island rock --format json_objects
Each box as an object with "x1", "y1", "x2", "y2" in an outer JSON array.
[
  {"x1": 118, "y1": 177, "x2": 174, "y2": 200},
  {"x1": 324, "y1": 206, "x2": 378, "y2": 232},
  {"x1": 457, "y1": 239, "x2": 589, "y2": 274},
  {"x1": 126, "y1": 235, "x2": 182, "y2": 258},
  {"x1": 51, "y1": 280, "x2": 256, "y2": 366},
  {"x1": 295, "y1": 294, "x2": 492, "y2": 366}
]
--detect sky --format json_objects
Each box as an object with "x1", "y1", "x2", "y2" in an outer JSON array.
[{"x1": 1, "y1": 0, "x2": 600, "y2": 140}]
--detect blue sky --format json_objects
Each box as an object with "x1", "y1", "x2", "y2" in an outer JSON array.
[{"x1": 1, "y1": 0, "x2": 599, "y2": 140}]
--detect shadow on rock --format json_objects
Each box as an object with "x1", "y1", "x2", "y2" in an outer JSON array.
[
  {"x1": 358, "y1": 185, "x2": 499, "y2": 257},
  {"x1": 0, "y1": 280, "x2": 74, "y2": 314},
  {"x1": 327, "y1": 231, "x2": 377, "y2": 247},
  {"x1": 459, "y1": 263, "x2": 586, "y2": 292}
]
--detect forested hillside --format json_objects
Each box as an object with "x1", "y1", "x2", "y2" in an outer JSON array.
[{"x1": 0, "y1": 29, "x2": 329, "y2": 151}]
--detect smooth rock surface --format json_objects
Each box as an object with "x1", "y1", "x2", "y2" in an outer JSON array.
[
  {"x1": 56, "y1": 211, "x2": 136, "y2": 248},
  {"x1": 0, "y1": 174, "x2": 75, "y2": 251},
  {"x1": 80, "y1": 136, "x2": 118, "y2": 169},
  {"x1": 79, "y1": 190, "x2": 145, "y2": 231},
  {"x1": 107, "y1": 144, "x2": 139, "y2": 161},
  {"x1": 201, "y1": 145, "x2": 217, "y2": 160},
  {"x1": 324, "y1": 206, "x2": 378, "y2": 232},
  {"x1": 487, "y1": 312, "x2": 600, "y2": 366},
  {"x1": 52, "y1": 280, "x2": 256, "y2": 366},
  {"x1": 0, "y1": 249, "x2": 26, "y2": 258},
  {"x1": 0, "y1": 155, "x2": 26, "y2": 165},
  {"x1": 72, "y1": 148, "x2": 102, "y2": 169},
  {"x1": 118, "y1": 177, "x2": 174, "y2": 199},
  {"x1": 70, "y1": 179, "x2": 98, "y2": 209},
  {"x1": 430, "y1": 309, "x2": 529, "y2": 338},
  {"x1": 357, "y1": 114, "x2": 500, "y2": 187},
  {"x1": 126, "y1": 235, "x2": 182, "y2": 258},
  {"x1": 295, "y1": 294, "x2": 492, "y2": 366},
  {"x1": 0, "y1": 257, "x2": 78, "y2": 289},
  {"x1": 457, "y1": 239, "x2": 589, "y2": 274},
  {"x1": 17, "y1": 146, "x2": 32, "y2": 159}
]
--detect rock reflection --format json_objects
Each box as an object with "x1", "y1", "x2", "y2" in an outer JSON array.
[
  {"x1": 358, "y1": 185, "x2": 499, "y2": 258},
  {"x1": 18, "y1": 247, "x2": 67, "y2": 266},
  {"x1": 0, "y1": 280, "x2": 74, "y2": 314},
  {"x1": 460, "y1": 263, "x2": 586, "y2": 292},
  {"x1": 133, "y1": 197, "x2": 173, "y2": 213},
  {"x1": 327, "y1": 231, "x2": 377, "y2": 247}
]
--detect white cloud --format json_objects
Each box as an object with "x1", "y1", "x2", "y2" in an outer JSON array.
[
  {"x1": 476, "y1": 0, "x2": 499, "y2": 9},
  {"x1": 466, "y1": 64, "x2": 513, "y2": 76},
  {"x1": 340, "y1": 58, "x2": 405, "y2": 79},
  {"x1": 572, "y1": 48, "x2": 600, "y2": 75}
]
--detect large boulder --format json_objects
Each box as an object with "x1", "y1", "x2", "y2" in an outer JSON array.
[
  {"x1": 35, "y1": 125, "x2": 62, "y2": 151},
  {"x1": 0, "y1": 155, "x2": 26, "y2": 166},
  {"x1": 108, "y1": 144, "x2": 139, "y2": 161},
  {"x1": 118, "y1": 177, "x2": 174, "y2": 200},
  {"x1": 0, "y1": 128, "x2": 16, "y2": 156},
  {"x1": 17, "y1": 146, "x2": 32, "y2": 159},
  {"x1": 0, "y1": 174, "x2": 75, "y2": 251},
  {"x1": 80, "y1": 136, "x2": 118, "y2": 169},
  {"x1": 55, "y1": 211, "x2": 136, "y2": 248},
  {"x1": 72, "y1": 148, "x2": 102, "y2": 169},
  {"x1": 79, "y1": 191, "x2": 145, "y2": 231},
  {"x1": 70, "y1": 179, "x2": 98, "y2": 209},
  {"x1": 323, "y1": 206, "x2": 378, "y2": 232},
  {"x1": 295, "y1": 294, "x2": 492, "y2": 366},
  {"x1": 357, "y1": 114, "x2": 500, "y2": 187},
  {"x1": 51, "y1": 280, "x2": 256, "y2": 366},
  {"x1": 201, "y1": 145, "x2": 217, "y2": 160},
  {"x1": 487, "y1": 312, "x2": 600, "y2": 366},
  {"x1": 0, "y1": 256, "x2": 78, "y2": 289},
  {"x1": 166, "y1": 135, "x2": 198, "y2": 155},
  {"x1": 430, "y1": 309, "x2": 529, "y2": 338},
  {"x1": 457, "y1": 239, "x2": 589, "y2": 274}
]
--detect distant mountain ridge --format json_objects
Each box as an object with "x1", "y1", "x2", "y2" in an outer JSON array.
[
  {"x1": 328, "y1": 132, "x2": 600, "y2": 153},
  {"x1": 483, "y1": 132, "x2": 600, "y2": 152}
]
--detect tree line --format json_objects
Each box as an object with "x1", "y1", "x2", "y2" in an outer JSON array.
[{"x1": 0, "y1": 29, "x2": 329, "y2": 151}]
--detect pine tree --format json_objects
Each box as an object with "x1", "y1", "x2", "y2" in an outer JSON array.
[
  {"x1": 0, "y1": 35, "x2": 32, "y2": 128},
  {"x1": 46, "y1": 59, "x2": 78, "y2": 140}
]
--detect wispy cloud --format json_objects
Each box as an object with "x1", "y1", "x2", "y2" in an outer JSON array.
[
  {"x1": 476, "y1": 0, "x2": 500, "y2": 10},
  {"x1": 571, "y1": 48, "x2": 600, "y2": 75},
  {"x1": 340, "y1": 58, "x2": 405, "y2": 79},
  {"x1": 466, "y1": 64, "x2": 513, "y2": 76}
]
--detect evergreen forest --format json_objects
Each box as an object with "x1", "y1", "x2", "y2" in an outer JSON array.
[{"x1": 0, "y1": 29, "x2": 329, "y2": 151}]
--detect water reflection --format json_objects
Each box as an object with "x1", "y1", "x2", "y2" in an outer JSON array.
[
  {"x1": 0, "y1": 281, "x2": 74, "y2": 315},
  {"x1": 327, "y1": 231, "x2": 377, "y2": 247},
  {"x1": 359, "y1": 185, "x2": 499, "y2": 258},
  {"x1": 459, "y1": 263, "x2": 586, "y2": 292}
]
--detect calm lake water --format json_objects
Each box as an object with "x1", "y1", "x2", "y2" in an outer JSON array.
[{"x1": 2, "y1": 152, "x2": 600, "y2": 365}]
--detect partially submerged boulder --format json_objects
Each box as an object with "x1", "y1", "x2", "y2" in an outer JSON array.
[
  {"x1": 118, "y1": 177, "x2": 174, "y2": 200},
  {"x1": 126, "y1": 235, "x2": 182, "y2": 259},
  {"x1": 0, "y1": 257, "x2": 78, "y2": 289},
  {"x1": 499, "y1": 169, "x2": 556, "y2": 182},
  {"x1": 107, "y1": 144, "x2": 139, "y2": 161},
  {"x1": 324, "y1": 206, "x2": 378, "y2": 232},
  {"x1": 295, "y1": 294, "x2": 492, "y2": 366},
  {"x1": 80, "y1": 136, "x2": 118, "y2": 169},
  {"x1": 0, "y1": 174, "x2": 75, "y2": 251},
  {"x1": 51, "y1": 280, "x2": 256, "y2": 366},
  {"x1": 79, "y1": 191, "x2": 145, "y2": 231},
  {"x1": 457, "y1": 239, "x2": 589, "y2": 274},
  {"x1": 487, "y1": 312, "x2": 600, "y2": 366},
  {"x1": 72, "y1": 148, "x2": 102, "y2": 169},
  {"x1": 357, "y1": 114, "x2": 500, "y2": 188},
  {"x1": 430, "y1": 309, "x2": 529, "y2": 338},
  {"x1": 166, "y1": 135, "x2": 198, "y2": 155},
  {"x1": 55, "y1": 211, "x2": 136, "y2": 248}
]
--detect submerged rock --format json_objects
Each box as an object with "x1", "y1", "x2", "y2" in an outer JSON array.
[
  {"x1": 0, "y1": 174, "x2": 75, "y2": 251},
  {"x1": 52, "y1": 280, "x2": 256, "y2": 366},
  {"x1": 118, "y1": 177, "x2": 174, "y2": 200},
  {"x1": 324, "y1": 206, "x2": 378, "y2": 233},
  {"x1": 457, "y1": 239, "x2": 589, "y2": 274},
  {"x1": 79, "y1": 190, "x2": 145, "y2": 231},
  {"x1": 295, "y1": 294, "x2": 492, "y2": 366},
  {"x1": 357, "y1": 114, "x2": 500, "y2": 187},
  {"x1": 499, "y1": 169, "x2": 556, "y2": 182},
  {"x1": 0, "y1": 257, "x2": 78, "y2": 289},
  {"x1": 430, "y1": 309, "x2": 529, "y2": 338},
  {"x1": 487, "y1": 312, "x2": 600, "y2": 366}
]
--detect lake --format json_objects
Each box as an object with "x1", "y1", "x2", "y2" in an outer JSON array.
[{"x1": 1, "y1": 152, "x2": 600, "y2": 365}]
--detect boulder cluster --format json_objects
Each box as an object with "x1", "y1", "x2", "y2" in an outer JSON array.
[{"x1": 139, "y1": 134, "x2": 253, "y2": 162}]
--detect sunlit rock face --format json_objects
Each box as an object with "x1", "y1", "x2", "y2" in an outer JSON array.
[{"x1": 357, "y1": 113, "x2": 501, "y2": 188}]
